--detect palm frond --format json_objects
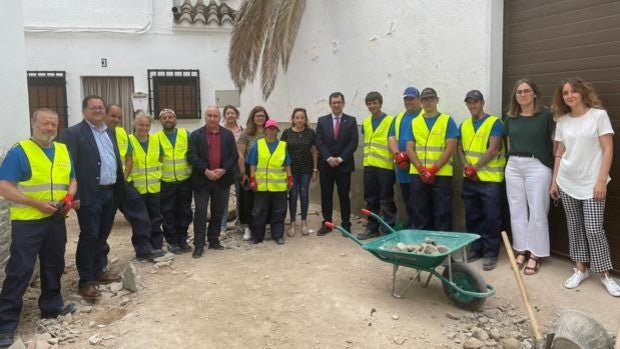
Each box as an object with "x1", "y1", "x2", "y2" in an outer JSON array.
[
  {"x1": 260, "y1": 0, "x2": 294, "y2": 99},
  {"x1": 279, "y1": 0, "x2": 305, "y2": 72}
]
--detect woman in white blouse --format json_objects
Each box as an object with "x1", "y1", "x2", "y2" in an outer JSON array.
[{"x1": 550, "y1": 77, "x2": 619, "y2": 297}]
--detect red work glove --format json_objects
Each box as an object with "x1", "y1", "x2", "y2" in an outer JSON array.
[
  {"x1": 59, "y1": 194, "x2": 73, "y2": 215},
  {"x1": 287, "y1": 175, "x2": 294, "y2": 189},
  {"x1": 394, "y1": 152, "x2": 409, "y2": 170},
  {"x1": 420, "y1": 165, "x2": 439, "y2": 184},
  {"x1": 249, "y1": 177, "x2": 257, "y2": 192},
  {"x1": 464, "y1": 165, "x2": 479, "y2": 181}
]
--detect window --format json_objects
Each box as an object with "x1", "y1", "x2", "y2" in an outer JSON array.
[
  {"x1": 27, "y1": 71, "x2": 69, "y2": 133},
  {"x1": 148, "y1": 69, "x2": 201, "y2": 119}
]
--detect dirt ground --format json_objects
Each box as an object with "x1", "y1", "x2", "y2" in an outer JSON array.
[{"x1": 12, "y1": 204, "x2": 620, "y2": 348}]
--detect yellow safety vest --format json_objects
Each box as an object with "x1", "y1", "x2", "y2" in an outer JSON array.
[
  {"x1": 157, "y1": 128, "x2": 192, "y2": 182},
  {"x1": 115, "y1": 127, "x2": 130, "y2": 181},
  {"x1": 362, "y1": 114, "x2": 394, "y2": 170},
  {"x1": 129, "y1": 134, "x2": 162, "y2": 194},
  {"x1": 409, "y1": 113, "x2": 454, "y2": 176},
  {"x1": 255, "y1": 139, "x2": 287, "y2": 192},
  {"x1": 10, "y1": 140, "x2": 71, "y2": 221},
  {"x1": 393, "y1": 109, "x2": 423, "y2": 141},
  {"x1": 461, "y1": 115, "x2": 506, "y2": 182}
]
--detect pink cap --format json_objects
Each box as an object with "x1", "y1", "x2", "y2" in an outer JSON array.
[{"x1": 264, "y1": 119, "x2": 279, "y2": 130}]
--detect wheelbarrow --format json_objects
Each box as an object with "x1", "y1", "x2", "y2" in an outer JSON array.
[{"x1": 325, "y1": 209, "x2": 495, "y2": 311}]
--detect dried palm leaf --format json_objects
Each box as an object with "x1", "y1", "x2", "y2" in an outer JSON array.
[{"x1": 279, "y1": 0, "x2": 305, "y2": 72}]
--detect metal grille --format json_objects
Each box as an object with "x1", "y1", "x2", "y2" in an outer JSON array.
[
  {"x1": 148, "y1": 69, "x2": 201, "y2": 119},
  {"x1": 26, "y1": 71, "x2": 69, "y2": 133}
]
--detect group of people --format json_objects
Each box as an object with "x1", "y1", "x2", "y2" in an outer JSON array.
[{"x1": 0, "y1": 77, "x2": 618, "y2": 348}]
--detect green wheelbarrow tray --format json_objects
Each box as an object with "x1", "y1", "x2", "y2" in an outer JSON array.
[{"x1": 325, "y1": 211, "x2": 496, "y2": 311}]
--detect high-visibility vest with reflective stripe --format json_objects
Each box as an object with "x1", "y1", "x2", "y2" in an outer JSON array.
[
  {"x1": 157, "y1": 128, "x2": 192, "y2": 182},
  {"x1": 362, "y1": 115, "x2": 394, "y2": 170},
  {"x1": 393, "y1": 109, "x2": 423, "y2": 141},
  {"x1": 409, "y1": 113, "x2": 453, "y2": 176},
  {"x1": 10, "y1": 140, "x2": 71, "y2": 221},
  {"x1": 115, "y1": 127, "x2": 130, "y2": 181},
  {"x1": 255, "y1": 139, "x2": 287, "y2": 192},
  {"x1": 461, "y1": 115, "x2": 506, "y2": 182},
  {"x1": 128, "y1": 134, "x2": 162, "y2": 194}
]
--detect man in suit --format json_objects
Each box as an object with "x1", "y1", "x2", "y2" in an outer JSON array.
[
  {"x1": 315, "y1": 92, "x2": 359, "y2": 235},
  {"x1": 59, "y1": 96, "x2": 125, "y2": 301},
  {"x1": 187, "y1": 106, "x2": 238, "y2": 258}
]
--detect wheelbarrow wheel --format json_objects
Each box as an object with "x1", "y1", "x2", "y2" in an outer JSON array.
[{"x1": 441, "y1": 262, "x2": 486, "y2": 311}]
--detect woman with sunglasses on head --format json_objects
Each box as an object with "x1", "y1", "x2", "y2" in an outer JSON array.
[
  {"x1": 550, "y1": 77, "x2": 619, "y2": 297},
  {"x1": 220, "y1": 105, "x2": 244, "y2": 235},
  {"x1": 280, "y1": 108, "x2": 318, "y2": 237},
  {"x1": 237, "y1": 106, "x2": 268, "y2": 241},
  {"x1": 503, "y1": 78, "x2": 555, "y2": 275}
]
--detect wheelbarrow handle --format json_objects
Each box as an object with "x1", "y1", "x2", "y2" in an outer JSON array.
[
  {"x1": 323, "y1": 221, "x2": 365, "y2": 247},
  {"x1": 359, "y1": 209, "x2": 398, "y2": 235}
]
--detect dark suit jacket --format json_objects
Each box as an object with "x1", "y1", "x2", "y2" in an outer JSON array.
[
  {"x1": 59, "y1": 120, "x2": 125, "y2": 206},
  {"x1": 187, "y1": 126, "x2": 238, "y2": 189},
  {"x1": 315, "y1": 113, "x2": 359, "y2": 173}
]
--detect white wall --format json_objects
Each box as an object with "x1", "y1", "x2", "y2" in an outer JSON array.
[
  {"x1": 0, "y1": 0, "x2": 30, "y2": 150},
  {"x1": 24, "y1": 0, "x2": 503, "y2": 131}
]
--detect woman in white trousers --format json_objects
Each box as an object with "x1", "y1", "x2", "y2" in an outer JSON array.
[{"x1": 504, "y1": 78, "x2": 555, "y2": 275}]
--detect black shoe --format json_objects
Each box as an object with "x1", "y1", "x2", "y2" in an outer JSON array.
[
  {"x1": 178, "y1": 241, "x2": 193, "y2": 253},
  {"x1": 275, "y1": 238, "x2": 285, "y2": 245},
  {"x1": 168, "y1": 244, "x2": 182, "y2": 255},
  {"x1": 136, "y1": 249, "x2": 166, "y2": 261},
  {"x1": 466, "y1": 250, "x2": 482, "y2": 263},
  {"x1": 317, "y1": 226, "x2": 331, "y2": 236},
  {"x1": 41, "y1": 303, "x2": 77, "y2": 319},
  {"x1": 208, "y1": 242, "x2": 224, "y2": 250},
  {"x1": 483, "y1": 257, "x2": 498, "y2": 271},
  {"x1": 192, "y1": 246, "x2": 204, "y2": 258},
  {"x1": 0, "y1": 331, "x2": 14, "y2": 348},
  {"x1": 357, "y1": 229, "x2": 379, "y2": 240}
]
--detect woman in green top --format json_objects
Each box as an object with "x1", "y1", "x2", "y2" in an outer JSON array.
[{"x1": 504, "y1": 78, "x2": 555, "y2": 275}]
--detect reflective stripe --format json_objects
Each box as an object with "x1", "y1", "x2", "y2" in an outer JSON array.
[
  {"x1": 362, "y1": 115, "x2": 395, "y2": 170},
  {"x1": 162, "y1": 168, "x2": 192, "y2": 177},
  {"x1": 424, "y1": 146, "x2": 444, "y2": 152},
  {"x1": 18, "y1": 183, "x2": 69, "y2": 192},
  {"x1": 364, "y1": 152, "x2": 393, "y2": 163},
  {"x1": 410, "y1": 113, "x2": 453, "y2": 176},
  {"x1": 363, "y1": 142, "x2": 390, "y2": 151},
  {"x1": 256, "y1": 167, "x2": 286, "y2": 173},
  {"x1": 460, "y1": 115, "x2": 505, "y2": 182},
  {"x1": 132, "y1": 179, "x2": 161, "y2": 186},
  {"x1": 464, "y1": 150, "x2": 486, "y2": 157}
]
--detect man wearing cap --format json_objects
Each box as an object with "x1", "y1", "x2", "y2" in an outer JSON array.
[
  {"x1": 389, "y1": 86, "x2": 423, "y2": 228},
  {"x1": 187, "y1": 106, "x2": 238, "y2": 258},
  {"x1": 357, "y1": 91, "x2": 397, "y2": 240},
  {"x1": 247, "y1": 119, "x2": 293, "y2": 244},
  {"x1": 0, "y1": 109, "x2": 77, "y2": 348},
  {"x1": 458, "y1": 90, "x2": 505, "y2": 271},
  {"x1": 156, "y1": 109, "x2": 193, "y2": 254},
  {"x1": 404, "y1": 87, "x2": 459, "y2": 231}
]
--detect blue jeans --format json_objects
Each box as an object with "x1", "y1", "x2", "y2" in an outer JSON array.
[{"x1": 288, "y1": 173, "x2": 311, "y2": 221}]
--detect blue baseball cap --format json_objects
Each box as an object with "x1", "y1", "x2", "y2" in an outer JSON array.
[
  {"x1": 464, "y1": 90, "x2": 484, "y2": 102},
  {"x1": 403, "y1": 87, "x2": 420, "y2": 98}
]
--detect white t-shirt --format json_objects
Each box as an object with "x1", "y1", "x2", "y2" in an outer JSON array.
[{"x1": 554, "y1": 108, "x2": 614, "y2": 199}]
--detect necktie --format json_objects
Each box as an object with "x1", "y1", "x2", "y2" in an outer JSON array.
[{"x1": 334, "y1": 116, "x2": 340, "y2": 138}]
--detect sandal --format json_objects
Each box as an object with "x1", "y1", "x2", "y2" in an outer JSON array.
[
  {"x1": 515, "y1": 252, "x2": 527, "y2": 270},
  {"x1": 523, "y1": 257, "x2": 541, "y2": 275}
]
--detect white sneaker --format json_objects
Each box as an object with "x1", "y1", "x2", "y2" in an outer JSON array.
[
  {"x1": 601, "y1": 276, "x2": 620, "y2": 297},
  {"x1": 564, "y1": 268, "x2": 589, "y2": 289},
  {"x1": 243, "y1": 227, "x2": 251, "y2": 241}
]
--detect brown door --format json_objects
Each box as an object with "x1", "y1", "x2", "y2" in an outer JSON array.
[
  {"x1": 504, "y1": 0, "x2": 620, "y2": 274},
  {"x1": 27, "y1": 71, "x2": 69, "y2": 133}
]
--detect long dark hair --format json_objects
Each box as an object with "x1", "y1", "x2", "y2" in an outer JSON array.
[
  {"x1": 245, "y1": 106, "x2": 270, "y2": 136},
  {"x1": 290, "y1": 107, "x2": 308, "y2": 128},
  {"x1": 551, "y1": 77, "x2": 603, "y2": 120}
]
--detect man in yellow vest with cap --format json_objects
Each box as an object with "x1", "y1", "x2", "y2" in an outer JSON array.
[
  {"x1": 458, "y1": 90, "x2": 505, "y2": 271},
  {"x1": 156, "y1": 108, "x2": 193, "y2": 254},
  {"x1": 0, "y1": 109, "x2": 77, "y2": 348},
  {"x1": 104, "y1": 105, "x2": 165, "y2": 261},
  {"x1": 357, "y1": 91, "x2": 397, "y2": 240},
  {"x1": 127, "y1": 114, "x2": 165, "y2": 255},
  {"x1": 404, "y1": 87, "x2": 459, "y2": 231}
]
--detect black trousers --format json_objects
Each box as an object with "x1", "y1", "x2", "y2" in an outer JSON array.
[
  {"x1": 117, "y1": 182, "x2": 152, "y2": 255},
  {"x1": 410, "y1": 176, "x2": 453, "y2": 231},
  {"x1": 463, "y1": 180, "x2": 502, "y2": 258},
  {"x1": 363, "y1": 166, "x2": 397, "y2": 232},
  {"x1": 0, "y1": 218, "x2": 66, "y2": 332},
  {"x1": 319, "y1": 169, "x2": 352, "y2": 230},
  {"x1": 141, "y1": 193, "x2": 164, "y2": 250},
  {"x1": 193, "y1": 185, "x2": 227, "y2": 247},
  {"x1": 399, "y1": 182, "x2": 414, "y2": 227},
  {"x1": 76, "y1": 186, "x2": 116, "y2": 287},
  {"x1": 160, "y1": 180, "x2": 193, "y2": 245},
  {"x1": 251, "y1": 191, "x2": 287, "y2": 242}
]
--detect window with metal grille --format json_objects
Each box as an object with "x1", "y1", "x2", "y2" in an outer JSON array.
[
  {"x1": 148, "y1": 69, "x2": 201, "y2": 119},
  {"x1": 26, "y1": 71, "x2": 69, "y2": 133}
]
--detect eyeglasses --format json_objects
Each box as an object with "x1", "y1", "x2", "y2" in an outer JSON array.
[
  {"x1": 516, "y1": 89, "x2": 533, "y2": 95},
  {"x1": 254, "y1": 114, "x2": 266, "y2": 118},
  {"x1": 86, "y1": 106, "x2": 105, "y2": 111}
]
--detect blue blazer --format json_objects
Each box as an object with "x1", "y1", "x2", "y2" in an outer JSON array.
[
  {"x1": 315, "y1": 113, "x2": 358, "y2": 173},
  {"x1": 59, "y1": 120, "x2": 125, "y2": 206}
]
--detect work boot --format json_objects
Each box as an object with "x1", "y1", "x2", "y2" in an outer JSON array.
[
  {"x1": 136, "y1": 249, "x2": 166, "y2": 261},
  {"x1": 41, "y1": 303, "x2": 77, "y2": 319},
  {"x1": 167, "y1": 243, "x2": 182, "y2": 255},
  {"x1": 96, "y1": 271, "x2": 121, "y2": 284},
  {"x1": 178, "y1": 240, "x2": 193, "y2": 253},
  {"x1": 78, "y1": 283, "x2": 100, "y2": 302}
]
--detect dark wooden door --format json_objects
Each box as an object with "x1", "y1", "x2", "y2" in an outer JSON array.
[{"x1": 27, "y1": 71, "x2": 69, "y2": 134}]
